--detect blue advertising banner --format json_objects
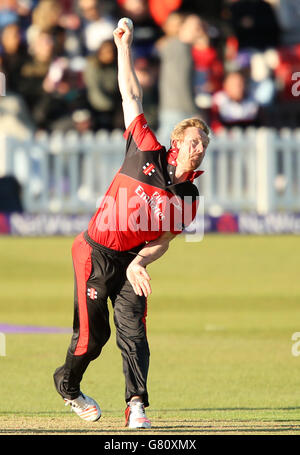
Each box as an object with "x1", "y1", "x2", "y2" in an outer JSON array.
[
  {"x1": 0, "y1": 212, "x2": 300, "y2": 236},
  {"x1": 202, "y1": 212, "x2": 300, "y2": 235}
]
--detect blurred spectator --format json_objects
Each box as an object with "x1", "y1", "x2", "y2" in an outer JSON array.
[
  {"x1": 188, "y1": 15, "x2": 224, "y2": 111},
  {"x1": 27, "y1": 0, "x2": 62, "y2": 34},
  {"x1": 27, "y1": 0, "x2": 81, "y2": 34},
  {"x1": 83, "y1": 39, "x2": 123, "y2": 130},
  {"x1": 249, "y1": 51, "x2": 276, "y2": 106},
  {"x1": 42, "y1": 55, "x2": 88, "y2": 131},
  {"x1": 19, "y1": 29, "x2": 54, "y2": 113},
  {"x1": 57, "y1": 0, "x2": 81, "y2": 31},
  {"x1": 156, "y1": 11, "x2": 185, "y2": 47},
  {"x1": 77, "y1": 0, "x2": 115, "y2": 54},
  {"x1": 0, "y1": 22, "x2": 29, "y2": 93},
  {"x1": 117, "y1": 0, "x2": 162, "y2": 58},
  {"x1": 0, "y1": 0, "x2": 298, "y2": 136},
  {"x1": 26, "y1": 0, "x2": 66, "y2": 59},
  {"x1": 19, "y1": 29, "x2": 83, "y2": 130},
  {"x1": 134, "y1": 56, "x2": 159, "y2": 130},
  {"x1": 224, "y1": 0, "x2": 280, "y2": 51},
  {"x1": 0, "y1": 93, "x2": 34, "y2": 139},
  {"x1": 156, "y1": 13, "x2": 200, "y2": 143},
  {"x1": 0, "y1": 0, "x2": 34, "y2": 34},
  {"x1": 155, "y1": 10, "x2": 184, "y2": 49},
  {"x1": 223, "y1": 35, "x2": 239, "y2": 65},
  {"x1": 210, "y1": 71, "x2": 260, "y2": 131},
  {"x1": 24, "y1": 0, "x2": 82, "y2": 62}
]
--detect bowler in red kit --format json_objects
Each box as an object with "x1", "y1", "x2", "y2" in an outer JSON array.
[{"x1": 54, "y1": 21, "x2": 210, "y2": 428}]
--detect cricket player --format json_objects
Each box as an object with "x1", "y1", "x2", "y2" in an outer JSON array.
[{"x1": 53, "y1": 21, "x2": 210, "y2": 429}]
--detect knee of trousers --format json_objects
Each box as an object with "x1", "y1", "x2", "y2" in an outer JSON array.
[
  {"x1": 88, "y1": 327, "x2": 111, "y2": 359},
  {"x1": 116, "y1": 331, "x2": 150, "y2": 356}
]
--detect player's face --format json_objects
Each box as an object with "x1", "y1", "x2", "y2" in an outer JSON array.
[{"x1": 176, "y1": 127, "x2": 209, "y2": 171}]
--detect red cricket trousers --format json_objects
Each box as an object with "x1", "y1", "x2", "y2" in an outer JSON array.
[{"x1": 54, "y1": 231, "x2": 150, "y2": 407}]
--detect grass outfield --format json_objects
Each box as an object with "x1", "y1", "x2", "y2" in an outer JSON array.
[{"x1": 0, "y1": 234, "x2": 300, "y2": 435}]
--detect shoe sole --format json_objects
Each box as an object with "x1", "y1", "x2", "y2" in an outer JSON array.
[{"x1": 73, "y1": 409, "x2": 101, "y2": 422}]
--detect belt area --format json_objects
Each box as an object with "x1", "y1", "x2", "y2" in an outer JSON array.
[{"x1": 83, "y1": 231, "x2": 145, "y2": 257}]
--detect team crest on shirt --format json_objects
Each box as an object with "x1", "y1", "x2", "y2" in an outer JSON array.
[
  {"x1": 87, "y1": 287, "x2": 98, "y2": 300},
  {"x1": 142, "y1": 162, "x2": 156, "y2": 176}
]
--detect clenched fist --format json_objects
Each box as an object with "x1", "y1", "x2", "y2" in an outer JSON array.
[{"x1": 113, "y1": 22, "x2": 133, "y2": 49}]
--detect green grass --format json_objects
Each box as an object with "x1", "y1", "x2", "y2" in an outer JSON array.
[{"x1": 0, "y1": 234, "x2": 300, "y2": 433}]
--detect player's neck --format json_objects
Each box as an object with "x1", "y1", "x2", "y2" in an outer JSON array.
[{"x1": 174, "y1": 165, "x2": 192, "y2": 183}]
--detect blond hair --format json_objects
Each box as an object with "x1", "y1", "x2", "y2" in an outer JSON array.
[{"x1": 171, "y1": 117, "x2": 210, "y2": 141}]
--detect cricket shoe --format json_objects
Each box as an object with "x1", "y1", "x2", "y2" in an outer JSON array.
[
  {"x1": 64, "y1": 392, "x2": 101, "y2": 422},
  {"x1": 125, "y1": 401, "x2": 151, "y2": 429}
]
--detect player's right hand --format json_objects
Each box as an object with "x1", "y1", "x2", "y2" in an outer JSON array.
[
  {"x1": 126, "y1": 262, "x2": 152, "y2": 298},
  {"x1": 113, "y1": 23, "x2": 133, "y2": 48}
]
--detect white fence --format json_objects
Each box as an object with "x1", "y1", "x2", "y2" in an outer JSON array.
[{"x1": 1, "y1": 127, "x2": 300, "y2": 215}]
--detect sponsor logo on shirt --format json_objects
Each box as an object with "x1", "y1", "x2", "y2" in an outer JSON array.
[{"x1": 135, "y1": 185, "x2": 165, "y2": 220}]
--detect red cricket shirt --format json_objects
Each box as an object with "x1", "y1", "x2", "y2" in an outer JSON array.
[{"x1": 87, "y1": 114, "x2": 203, "y2": 250}]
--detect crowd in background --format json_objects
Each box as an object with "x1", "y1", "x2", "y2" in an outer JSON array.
[{"x1": 1, "y1": 0, "x2": 300, "y2": 142}]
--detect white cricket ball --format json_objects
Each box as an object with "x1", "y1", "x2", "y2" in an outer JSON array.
[{"x1": 118, "y1": 17, "x2": 133, "y2": 31}]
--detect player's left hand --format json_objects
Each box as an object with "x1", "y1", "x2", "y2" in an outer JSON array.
[{"x1": 126, "y1": 262, "x2": 152, "y2": 298}]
